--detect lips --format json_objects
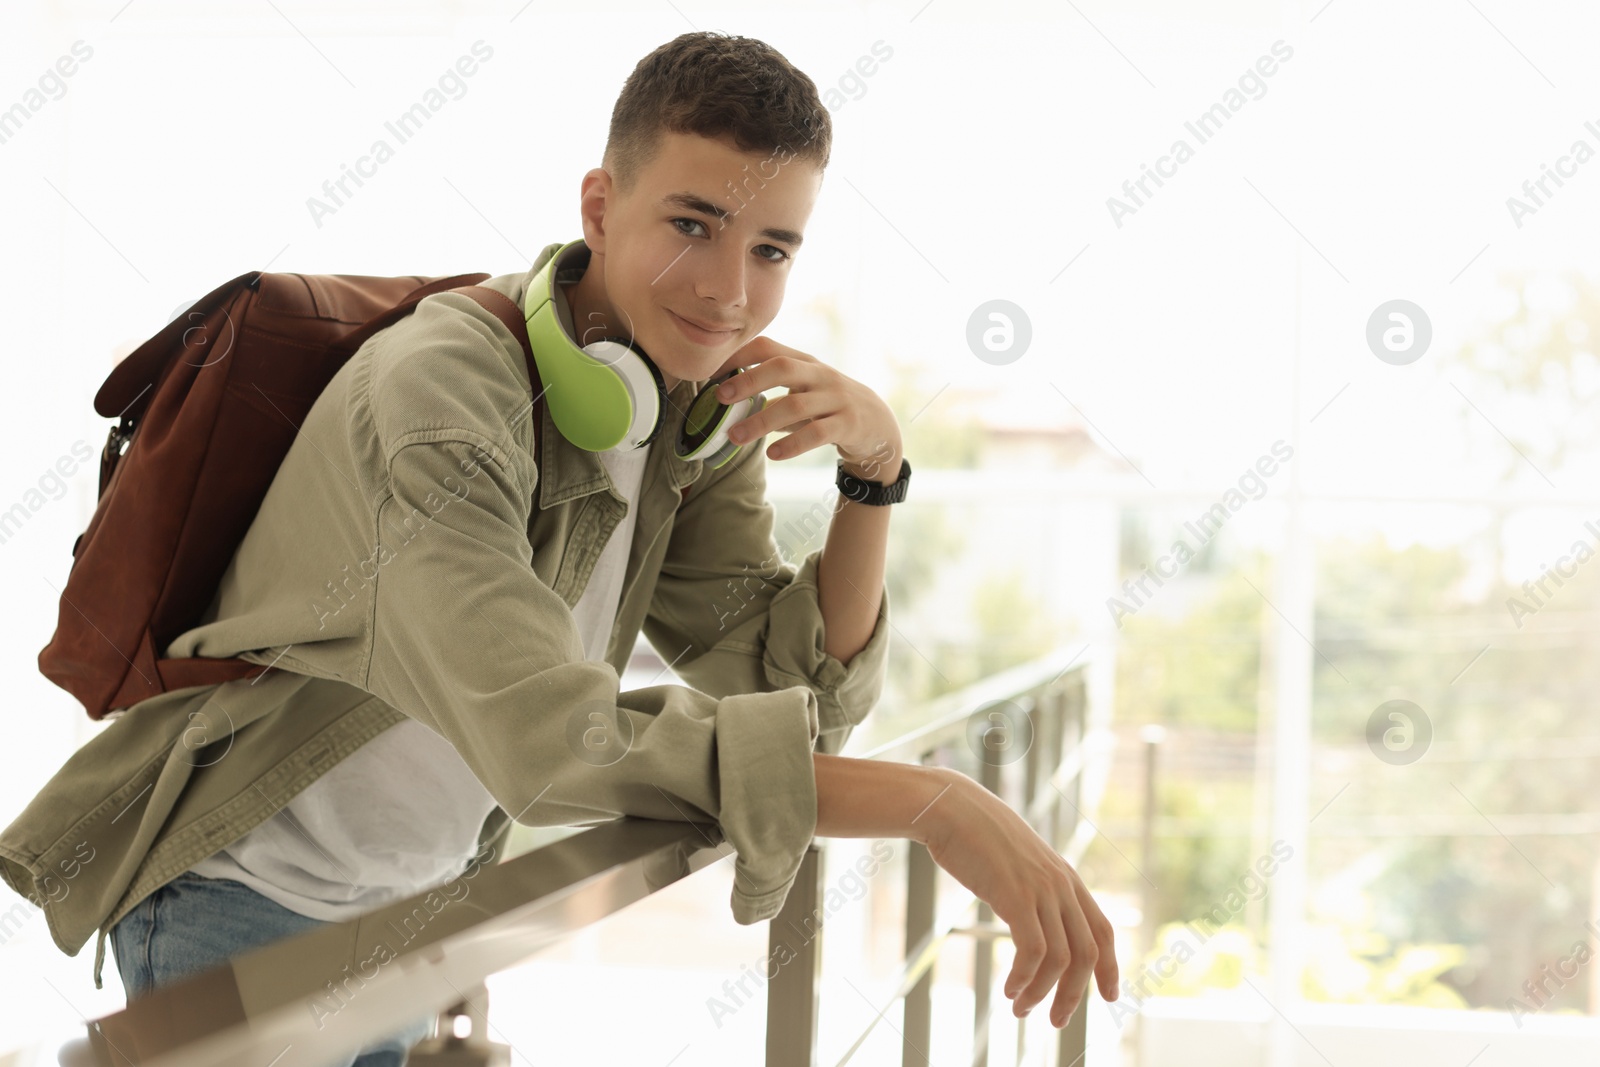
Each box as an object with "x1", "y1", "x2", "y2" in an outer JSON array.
[
  {"x1": 672, "y1": 310, "x2": 737, "y2": 333},
  {"x1": 665, "y1": 307, "x2": 739, "y2": 348}
]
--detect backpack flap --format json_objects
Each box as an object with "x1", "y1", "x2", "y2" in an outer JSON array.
[{"x1": 94, "y1": 271, "x2": 260, "y2": 423}]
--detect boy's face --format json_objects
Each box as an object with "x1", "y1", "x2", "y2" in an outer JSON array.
[{"x1": 573, "y1": 129, "x2": 822, "y2": 390}]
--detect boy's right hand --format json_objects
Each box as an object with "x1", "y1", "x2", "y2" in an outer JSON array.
[{"x1": 918, "y1": 769, "x2": 1121, "y2": 1028}]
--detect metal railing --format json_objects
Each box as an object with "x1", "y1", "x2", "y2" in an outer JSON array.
[
  {"x1": 68, "y1": 651, "x2": 1104, "y2": 1067},
  {"x1": 810, "y1": 650, "x2": 1104, "y2": 1067}
]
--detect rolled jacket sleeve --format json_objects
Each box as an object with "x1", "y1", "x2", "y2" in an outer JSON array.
[
  {"x1": 361, "y1": 437, "x2": 821, "y2": 924},
  {"x1": 642, "y1": 438, "x2": 892, "y2": 758}
]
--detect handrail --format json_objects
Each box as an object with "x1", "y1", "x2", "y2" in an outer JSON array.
[
  {"x1": 79, "y1": 819, "x2": 733, "y2": 1067},
  {"x1": 855, "y1": 645, "x2": 1088, "y2": 765},
  {"x1": 69, "y1": 651, "x2": 1104, "y2": 1067}
]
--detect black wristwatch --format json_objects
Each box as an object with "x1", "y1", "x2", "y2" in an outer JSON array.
[{"x1": 837, "y1": 457, "x2": 911, "y2": 505}]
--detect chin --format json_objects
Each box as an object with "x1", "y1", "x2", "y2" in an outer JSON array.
[{"x1": 652, "y1": 330, "x2": 731, "y2": 385}]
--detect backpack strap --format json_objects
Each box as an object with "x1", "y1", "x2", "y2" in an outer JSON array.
[
  {"x1": 452, "y1": 285, "x2": 545, "y2": 465},
  {"x1": 325, "y1": 273, "x2": 491, "y2": 361},
  {"x1": 334, "y1": 282, "x2": 545, "y2": 450},
  {"x1": 452, "y1": 286, "x2": 540, "y2": 393}
]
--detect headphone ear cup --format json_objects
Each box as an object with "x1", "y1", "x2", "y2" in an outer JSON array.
[
  {"x1": 581, "y1": 339, "x2": 666, "y2": 449},
  {"x1": 701, "y1": 440, "x2": 743, "y2": 470},
  {"x1": 635, "y1": 353, "x2": 669, "y2": 447},
  {"x1": 677, "y1": 375, "x2": 765, "y2": 466}
]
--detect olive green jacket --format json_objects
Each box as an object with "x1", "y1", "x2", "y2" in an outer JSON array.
[{"x1": 0, "y1": 241, "x2": 891, "y2": 989}]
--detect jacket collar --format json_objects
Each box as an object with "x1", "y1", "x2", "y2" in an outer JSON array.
[{"x1": 534, "y1": 373, "x2": 706, "y2": 510}]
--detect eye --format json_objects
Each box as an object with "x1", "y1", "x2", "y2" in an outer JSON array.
[{"x1": 670, "y1": 218, "x2": 791, "y2": 264}]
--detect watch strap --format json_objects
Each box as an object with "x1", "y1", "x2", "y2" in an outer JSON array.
[{"x1": 837, "y1": 457, "x2": 911, "y2": 505}]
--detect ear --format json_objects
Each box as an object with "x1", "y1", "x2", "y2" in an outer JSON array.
[{"x1": 576, "y1": 168, "x2": 611, "y2": 252}]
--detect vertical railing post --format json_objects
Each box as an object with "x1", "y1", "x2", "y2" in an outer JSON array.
[
  {"x1": 1016, "y1": 688, "x2": 1050, "y2": 1067},
  {"x1": 904, "y1": 776, "x2": 939, "y2": 1067},
  {"x1": 1044, "y1": 685, "x2": 1067, "y2": 849},
  {"x1": 1023, "y1": 691, "x2": 1043, "y2": 830},
  {"x1": 1057, "y1": 674, "x2": 1090, "y2": 1067},
  {"x1": 1058, "y1": 678, "x2": 1086, "y2": 849},
  {"x1": 970, "y1": 717, "x2": 1007, "y2": 1067},
  {"x1": 1059, "y1": 994, "x2": 1089, "y2": 1066},
  {"x1": 767, "y1": 843, "x2": 825, "y2": 1067}
]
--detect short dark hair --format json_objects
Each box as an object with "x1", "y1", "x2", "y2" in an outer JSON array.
[{"x1": 604, "y1": 32, "x2": 831, "y2": 195}]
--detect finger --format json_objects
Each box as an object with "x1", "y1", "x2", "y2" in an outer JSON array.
[
  {"x1": 1002, "y1": 902, "x2": 1046, "y2": 1010},
  {"x1": 766, "y1": 417, "x2": 830, "y2": 460},
  {"x1": 717, "y1": 333, "x2": 817, "y2": 378},
  {"x1": 710, "y1": 334, "x2": 774, "y2": 382},
  {"x1": 717, "y1": 351, "x2": 817, "y2": 404},
  {"x1": 1072, "y1": 875, "x2": 1121, "y2": 1001},
  {"x1": 729, "y1": 393, "x2": 826, "y2": 444},
  {"x1": 711, "y1": 363, "x2": 762, "y2": 402},
  {"x1": 1049, "y1": 884, "x2": 1098, "y2": 1028},
  {"x1": 1016, "y1": 897, "x2": 1069, "y2": 1018},
  {"x1": 712, "y1": 349, "x2": 783, "y2": 401}
]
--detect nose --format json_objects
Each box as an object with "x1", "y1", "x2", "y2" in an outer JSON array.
[{"x1": 693, "y1": 238, "x2": 747, "y2": 311}]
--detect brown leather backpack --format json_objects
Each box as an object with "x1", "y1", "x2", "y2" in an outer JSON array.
[{"x1": 38, "y1": 270, "x2": 543, "y2": 721}]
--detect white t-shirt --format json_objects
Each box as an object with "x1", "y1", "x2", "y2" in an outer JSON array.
[{"x1": 186, "y1": 437, "x2": 653, "y2": 921}]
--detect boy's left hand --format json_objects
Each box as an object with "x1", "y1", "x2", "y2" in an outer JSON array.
[{"x1": 709, "y1": 336, "x2": 904, "y2": 482}]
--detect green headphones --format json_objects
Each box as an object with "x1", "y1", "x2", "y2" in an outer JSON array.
[{"x1": 522, "y1": 239, "x2": 767, "y2": 470}]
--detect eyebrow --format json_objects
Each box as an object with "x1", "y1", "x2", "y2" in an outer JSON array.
[{"x1": 660, "y1": 191, "x2": 804, "y2": 249}]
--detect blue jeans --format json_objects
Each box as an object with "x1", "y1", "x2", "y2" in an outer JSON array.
[{"x1": 110, "y1": 870, "x2": 434, "y2": 1067}]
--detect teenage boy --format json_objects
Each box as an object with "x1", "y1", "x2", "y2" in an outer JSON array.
[{"x1": 0, "y1": 31, "x2": 1117, "y2": 1065}]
